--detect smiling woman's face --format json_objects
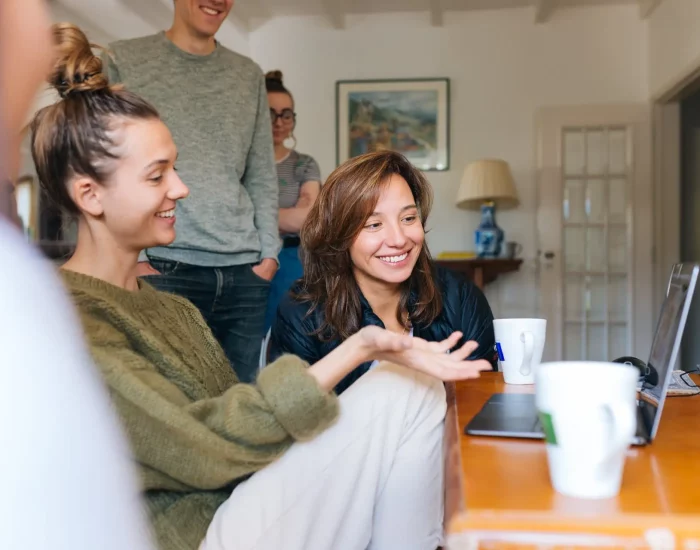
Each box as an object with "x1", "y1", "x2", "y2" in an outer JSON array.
[
  {"x1": 349, "y1": 174, "x2": 425, "y2": 289},
  {"x1": 68, "y1": 118, "x2": 190, "y2": 253},
  {"x1": 0, "y1": 0, "x2": 53, "y2": 219}
]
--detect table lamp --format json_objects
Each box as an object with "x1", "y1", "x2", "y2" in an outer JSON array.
[{"x1": 456, "y1": 159, "x2": 519, "y2": 258}]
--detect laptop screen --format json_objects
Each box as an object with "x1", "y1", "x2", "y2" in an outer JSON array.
[{"x1": 639, "y1": 263, "x2": 698, "y2": 439}]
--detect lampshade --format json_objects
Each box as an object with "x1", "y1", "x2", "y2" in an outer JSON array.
[{"x1": 456, "y1": 159, "x2": 520, "y2": 210}]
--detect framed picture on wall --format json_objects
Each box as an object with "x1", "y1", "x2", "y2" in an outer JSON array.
[{"x1": 336, "y1": 78, "x2": 450, "y2": 171}]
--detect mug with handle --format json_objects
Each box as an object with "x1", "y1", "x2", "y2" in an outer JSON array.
[
  {"x1": 536, "y1": 361, "x2": 638, "y2": 499},
  {"x1": 505, "y1": 241, "x2": 523, "y2": 259},
  {"x1": 494, "y1": 318, "x2": 546, "y2": 384}
]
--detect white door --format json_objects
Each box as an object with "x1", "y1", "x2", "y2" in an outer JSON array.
[{"x1": 537, "y1": 105, "x2": 653, "y2": 363}]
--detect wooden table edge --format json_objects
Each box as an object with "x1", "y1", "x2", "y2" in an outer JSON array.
[
  {"x1": 448, "y1": 510, "x2": 700, "y2": 536},
  {"x1": 443, "y1": 381, "x2": 466, "y2": 530}
]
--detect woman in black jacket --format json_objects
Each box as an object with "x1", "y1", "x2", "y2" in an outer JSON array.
[{"x1": 270, "y1": 150, "x2": 497, "y2": 394}]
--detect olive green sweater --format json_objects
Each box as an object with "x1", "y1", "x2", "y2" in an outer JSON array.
[{"x1": 61, "y1": 270, "x2": 339, "y2": 550}]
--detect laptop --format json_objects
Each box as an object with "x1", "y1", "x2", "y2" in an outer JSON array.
[{"x1": 465, "y1": 262, "x2": 699, "y2": 446}]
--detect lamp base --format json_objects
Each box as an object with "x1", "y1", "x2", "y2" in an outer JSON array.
[{"x1": 475, "y1": 201, "x2": 504, "y2": 258}]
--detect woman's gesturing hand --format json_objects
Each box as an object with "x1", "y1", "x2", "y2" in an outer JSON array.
[
  {"x1": 359, "y1": 327, "x2": 492, "y2": 381},
  {"x1": 309, "y1": 326, "x2": 492, "y2": 392}
]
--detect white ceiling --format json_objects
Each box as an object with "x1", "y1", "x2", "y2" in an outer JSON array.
[
  {"x1": 233, "y1": 0, "x2": 662, "y2": 28},
  {"x1": 52, "y1": 0, "x2": 664, "y2": 40},
  {"x1": 238, "y1": 0, "x2": 634, "y2": 18}
]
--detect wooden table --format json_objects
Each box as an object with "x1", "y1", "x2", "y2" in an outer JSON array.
[
  {"x1": 435, "y1": 259, "x2": 523, "y2": 290},
  {"x1": 444, "y1": 373, "x2": 700, "y2": 549}
]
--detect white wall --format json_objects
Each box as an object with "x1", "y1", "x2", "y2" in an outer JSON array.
[
  {"x1": 51, "y1": 2, "x2": 118, "y2": 44},
  {"x1": 249, "y1": 5, "x2": 648, "y2": 317},
  {"x1": 648, "y1": 0, "x2": 700, "y2": 99}
]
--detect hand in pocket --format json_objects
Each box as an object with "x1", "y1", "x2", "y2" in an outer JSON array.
[{"x1": 252, "y1": 258, "x2": 277, "y2": 281}]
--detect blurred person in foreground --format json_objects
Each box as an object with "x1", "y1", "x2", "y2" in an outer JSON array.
[{"x1": 0, "y1": 1, "x2": 155, "y2": 549}]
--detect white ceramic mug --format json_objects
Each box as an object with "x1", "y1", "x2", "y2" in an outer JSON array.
[
  {"x1": 536, "y1": 361, "x2": 638, "y2": 499},
  {"x1": 493, "y1": 318, "x2": 546, "y2": 384}
]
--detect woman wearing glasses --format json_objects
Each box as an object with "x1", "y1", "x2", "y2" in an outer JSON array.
[{"x1": 263, "y1": 70, "x2": 322, "y2": 333}]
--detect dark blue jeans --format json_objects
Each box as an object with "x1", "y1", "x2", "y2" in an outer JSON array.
[{"x1": 143, "y1": 259, "x2": 271, "y2": 383}]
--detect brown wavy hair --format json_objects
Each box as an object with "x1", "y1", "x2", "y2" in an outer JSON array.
[
  {"x1": 296, "y1": 150, "x2": 443, "y2": 341},
  {"x1": 30, "y1": 23, "x2": 159, "y2": 217}
]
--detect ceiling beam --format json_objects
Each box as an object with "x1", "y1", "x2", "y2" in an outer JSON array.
[
  {"x1": 534, "y1": 0, "x2": 557, "y2": 24},
  {"x1": 430, "y1": 0, "x2": 443, "y2": 27},
  {"x1": 322, "y1": 0, "x2": 345, "y2": 29},
  {"x1": 639, "y1": 0, "x2": 663, "y2": 19}
]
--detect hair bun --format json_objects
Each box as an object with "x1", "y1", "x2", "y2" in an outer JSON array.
[
  {"x1": 51, "y1": 23, "x2": 109, "y2": 98},
  {"x1": 265, "y1": 70, "x2": 284, "y2": 84}
]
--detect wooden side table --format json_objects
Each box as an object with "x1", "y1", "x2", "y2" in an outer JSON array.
[{"x1": 435, "y1": 258, "x2": 523, "y2": 290}]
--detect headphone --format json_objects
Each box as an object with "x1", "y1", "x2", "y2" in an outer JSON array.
[{"x1": 611, "y1": 355, "x2": 658, "y2": 386}]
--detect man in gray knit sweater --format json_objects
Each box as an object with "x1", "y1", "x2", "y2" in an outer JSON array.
[{"x1": 105, "y1": 0, "x2": 280, "y2": 382}]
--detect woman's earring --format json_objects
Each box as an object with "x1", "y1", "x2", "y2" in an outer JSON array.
[{"x1": 283, "y1": 132, "x2": 297, "y2": 150}]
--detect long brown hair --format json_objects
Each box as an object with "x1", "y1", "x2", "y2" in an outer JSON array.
[
  {"x1": 297, "y1": 150, "x2": 443, "y2": 341},
  {"x1": 30, "y1": 23, "x2": 159, "y2": 217}
]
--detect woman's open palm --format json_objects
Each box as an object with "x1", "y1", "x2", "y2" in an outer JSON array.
[{"x1": 358, "y1": 326, "x2": 492, "y2": 381}]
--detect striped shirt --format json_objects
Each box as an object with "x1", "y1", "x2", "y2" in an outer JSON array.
[{"x1": 277, "y1": 150, "x2": 321, "y2": 211}]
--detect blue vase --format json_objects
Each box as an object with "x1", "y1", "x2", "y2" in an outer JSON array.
[{"x1": 475, "y1": 202, "x2": 504, "y2": 258}]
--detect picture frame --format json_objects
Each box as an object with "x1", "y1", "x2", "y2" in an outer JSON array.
[
  {"x1": 336, "y1": 78, "x2": 450, "y2": 171},
  {"x1": 13, "y1": 174, "x2": 38, "y2": 241}
]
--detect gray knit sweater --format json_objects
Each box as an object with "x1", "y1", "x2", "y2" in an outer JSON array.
[{"x1": 105, "y1": 32, "x2": 280, "y2": 267}]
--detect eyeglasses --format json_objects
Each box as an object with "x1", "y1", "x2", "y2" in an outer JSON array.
[{"x1": 270, "y1": 108, "x2": 296, "y2": 124}]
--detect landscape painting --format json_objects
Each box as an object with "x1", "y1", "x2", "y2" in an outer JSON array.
[{"x1": 336, "y1": 78, "x2": 450, "y2": 171}]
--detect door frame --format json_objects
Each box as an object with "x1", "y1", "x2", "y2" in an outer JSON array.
[
  {"x1": 650, "y1": 45, "x2": 700, "y2": 323},
  {"x1": 652, "y1": 76, "x2": 700, "y2": 371},
  {"x1": 652, "y1": 103, "x2": 681, "y2": 317},
  {"x1": 535, "y1": 104, "x2": 653, "y2": 362}
]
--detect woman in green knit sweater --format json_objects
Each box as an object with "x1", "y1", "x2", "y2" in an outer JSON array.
[{"x1": 33, "y1": 24, "x2": 492, "y2": 550}]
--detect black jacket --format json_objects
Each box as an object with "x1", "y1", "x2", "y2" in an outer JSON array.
[{"x1": 269, "y1": 266, "x2": 497, "y2": 394}]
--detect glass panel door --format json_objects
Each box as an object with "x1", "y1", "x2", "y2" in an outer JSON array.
[{"x1": 561, "y1": 126, "x2": 631, "y2": 361}]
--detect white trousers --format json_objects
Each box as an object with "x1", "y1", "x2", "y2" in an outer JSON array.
[{"x1": 201, "y1": 362, "x2": 447, "y2": 550}]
